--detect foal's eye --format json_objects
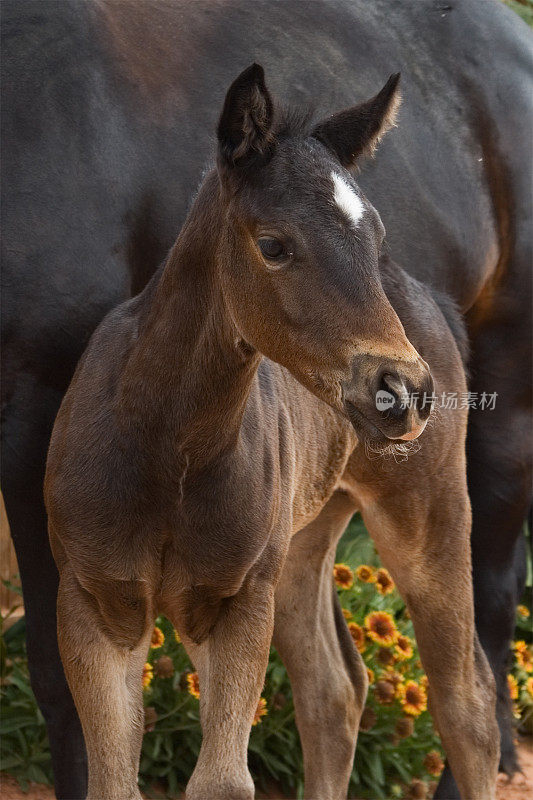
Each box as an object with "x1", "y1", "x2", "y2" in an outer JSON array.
[{"x1": 258, "y1": 237, "x2": 285, "y2": 261}]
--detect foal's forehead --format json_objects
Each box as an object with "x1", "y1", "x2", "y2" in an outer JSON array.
[{"x1": 248, "y1": 138, "x2": 367, "y2": 227}]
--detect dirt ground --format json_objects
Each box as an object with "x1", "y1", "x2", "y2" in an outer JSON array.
[{"x1": 1, "y1": 737, "x2": 532, "y2": 800}]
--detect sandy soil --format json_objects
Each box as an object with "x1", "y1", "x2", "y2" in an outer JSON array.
[{"x1": 1, "y1": 738, "x2": 532, "y2": 799}]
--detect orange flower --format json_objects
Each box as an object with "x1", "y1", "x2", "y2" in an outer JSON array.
[
  {"x1": 187, "y1": 671, "x2": 200, "y2": 699},
  {"x1": 252, "y1": 697, "x2": 267, "y2": 726},
  {"x1": 348, "y1": 622, "x2": 366, "y2": 653},
  {"x1": 384, "y1": 669, "x2": 404, "y2": 697},
  {"x1": 150, "y1": 626, "x2": 165, "y2": 649},
  {"x1": 517, "y1": 605, "x2": 530, "y2": 619},
  {"x1": 514, "y1": 641, "x2": 533, "y2": 672},
  {"x1": 142, "y1": 662, "x2": 153, "y2": 689},
  {"x1": 374, "y1": 679, "x2": 396, "y2": 704},
  {"x1": 395, "y1": 716, "x2": 414, "y2": 739},
  {"x1": 400, "y1": 681, "x2": 427, "y2": 716},
  {"x1": 407, "y1": 778, "x2": 427, "y2": 800},
  {"x1": 375, "y1": 567, "x2": 395, "y2": 596},
  {"x1": 365, "y1": 611, "x2": 398, "y2": 646},
  {"x1": 396, "y1": 635, "x2": 414, "y2": 660},
  {"x1": 420, "y1": 674, "x2": 429, "y2": 689},
  {"x1": 377, "y1": 647, "x2": 396, "y2": 666},
  {"x1": 356, "y1": 565, "x2": 376, "y2": 583},
  {"x1": 333, "y1": 563, "x2": 354, "y2": 590},
  {"x1": 342, "y1": 608, "x2": 352, "y2": 620},
  {"x1": 526, "y1": 677, "x2": 533, "y2": 698},
  {"x1": 508, "y1": 674, "x2": 519, "y2": 700},
  {"x1": 424, "y1": 750, "x2": 444, "y2": 776},
  {"x1": 154, "y1": 655, "x2": 174, "y2": 678},
  {"x1": 366, "y1": 667, "x2": 375, "y2": 684}
]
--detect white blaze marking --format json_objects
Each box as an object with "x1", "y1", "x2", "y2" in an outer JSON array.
[{"x1": 331, "y1": 171, "x2": 364, "y2": 227}]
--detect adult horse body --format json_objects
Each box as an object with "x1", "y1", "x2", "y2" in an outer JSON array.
[{"x1": 2, "y1": 1, "x2": 532, "y2": 799}]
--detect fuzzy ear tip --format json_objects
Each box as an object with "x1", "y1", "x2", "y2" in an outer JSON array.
[
  {"x1": 244, "y1": 62, "x2": 265, "y2": 83},
  {"x1": 386, "y1": 72, "x2": 401, "y2": 93}
]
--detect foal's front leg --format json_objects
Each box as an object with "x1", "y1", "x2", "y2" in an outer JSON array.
[
  {"x1": 57, "y1": 566, "x2": 152, "y2": 800},
  {"x1": 362, "y1": 485, "x2": 499, "y2": 800},
  {"x1": 183, "y1": 569, "x2": 277, "y2": 800}
]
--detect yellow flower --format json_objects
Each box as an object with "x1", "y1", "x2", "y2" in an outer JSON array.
[
  {"x1": 395, "y1": 635, "x2": 413, "y2": 660},
  {"x1": 384, "y1": 669, "x2": 404, "y2": 697},
  {"x1": 174, "y1": 629, "x2": 181, "y2": 643},
  {"x1": 366, "y1": 667, "x2": 375, "y2": 684},
  {"x1": 187, "y1": 671, "x2": 200, "y2": 699},
  {"x1": 342, "y1": 607, "x2": 352, "y2": 620},
  {"x1": 375, "y1": 567, "x2": 395, "y2": 596},
  {"x1": 356, "y1": 565, "x2": 376, "y2": 583},
  {"x1": 252, "y1": 697, "x2": 268, "y2": 726},
  {"x1": 514, "y1": 641, "x2": 533, "y2": 672},
  {"x1": 333, "y1": 563, "x2": 354, "y2": 590},
  {"x1": 348, "y1": 622, "x2": 366, "y2": 653},
  {"x1": 365, "y1": 611, "x2": 398, "y2": 647},
  {"x1": 142, "y1": 662, "x2": 153, "y2": 689},
  {"x1": 526, "y1": 677, "x2": 533, "y2": 698},
  {"x1": 424, "y1": 750, "x2": 444, "y2": 776},
  {"x1": 517, "y1": 605, "x2": 530, "y2": 619},
  {"x1": 508, "y1": 674, "x2": 519, "y2": 700},
  {"x1": 400, "y1": 681, "x2": 427, "y2": 716},
  {"x1": 150, "y1": 626, "x2": 165, "y2": 649}
]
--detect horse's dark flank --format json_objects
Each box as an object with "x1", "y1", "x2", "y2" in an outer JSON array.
[{"x1": 2, "y1": 1, "x2": 531, "y2": 798}]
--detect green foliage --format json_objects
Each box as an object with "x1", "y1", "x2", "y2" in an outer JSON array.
[
  {"x1": 503, "y1": 0, "x2": 533, "y2": 27},
  {"x1": 1, "y1": 525, "x2": 532, "y2": 798},
  {"x1": 0, "y1": 604, "x2": 54, "y2": 790}
]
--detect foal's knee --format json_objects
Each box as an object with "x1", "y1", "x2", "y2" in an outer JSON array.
[{"x1": 59, "y1": 569, "x2": 150, "y2": 652}]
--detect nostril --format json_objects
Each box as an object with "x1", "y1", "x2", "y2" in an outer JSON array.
[{"x1": 377, "y1": 373, "x2": 409, "y2": 418}]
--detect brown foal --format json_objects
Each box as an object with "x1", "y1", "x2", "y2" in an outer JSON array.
[{"x1": 45, "y1": 65, "x2": 498, "y2": 800}]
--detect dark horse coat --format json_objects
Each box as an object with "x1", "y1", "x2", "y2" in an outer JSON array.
[{"x1": 2, "y1": 2, "x2": 532, "y2": 798}]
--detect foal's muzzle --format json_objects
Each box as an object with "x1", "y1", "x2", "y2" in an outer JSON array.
[{"x1": 343, "y1": 354, "x2": 434, "y2": 443}]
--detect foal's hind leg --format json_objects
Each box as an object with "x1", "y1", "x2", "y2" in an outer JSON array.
[
  {"x1": 361, "y1": 483, "x2": 499, "y2": 800},
  {"x1": 273, "y1": 490, "x2": 366, "y2": 800},
  {"x1": 57, "y1": 565, "x2": 152, "y2": 800}
]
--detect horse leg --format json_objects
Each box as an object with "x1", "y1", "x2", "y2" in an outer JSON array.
[
  {"x1": 362, "y1": 485, "x2": 499, "y2": 800},
  {"x1": 273, "y1": 490, "x2": 366, "y2": 800},
  {"x1": 182, "y1": 569, "x2": 278, "y2": 800},
  {"x1": 56, "y1": 565, "x2": 152, "y2": 800},
  {"x1": 468, "y1": 402, "x2": 531, "y2": 775},
  {"x1": 434, "y1": 330, "x2": 533, "y2": 796},
  {"x1": 1, "y1": 386, "x2": 88, "y2": 799}
]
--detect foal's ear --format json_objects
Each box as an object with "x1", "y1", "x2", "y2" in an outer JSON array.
[
  {"x1": 217, "y1": 63, "x2": 275, "y2": 170},
  {"x1": 312, "y1": 73, "x2": 401, "y2": 168}
]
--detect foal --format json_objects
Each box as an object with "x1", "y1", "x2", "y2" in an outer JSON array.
[{"x1": 45, "y1": 65, "x2": 498, "y2": 800}]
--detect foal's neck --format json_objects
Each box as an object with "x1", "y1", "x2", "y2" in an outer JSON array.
[{"x1": 118, "y1": 173, "x2": 260, "y2": 466}]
